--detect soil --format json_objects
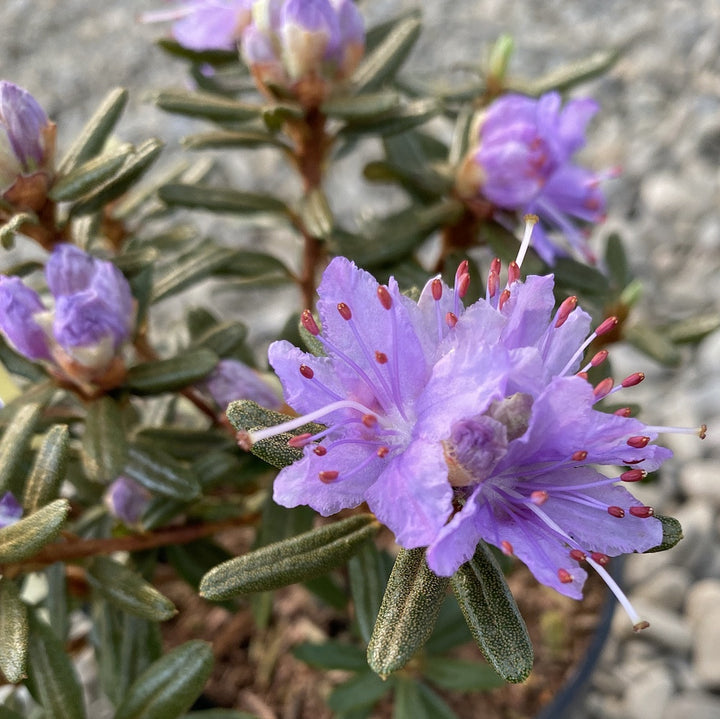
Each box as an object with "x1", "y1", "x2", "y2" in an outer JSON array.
[{"x1": 159, "y1": 531, "x2": 608, "y2": 719}]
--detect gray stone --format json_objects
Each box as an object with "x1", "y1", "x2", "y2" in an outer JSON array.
[
  {"x1": 665, "y1": 500, "x2": 716, "y2": 574},
  {"x1": 632, "y1": 565, "x2": 691, "y2": 612},
  {"x1": 620, "y1": 599, "x2": 692, "y2": 654},
  {"x1": 623, "y1": 662, "x2": 676, "y2": 719},
  {"x1": 661, "y1": 691, "x2": 720, "y2": 719},
  {"x1": 685, "y1": 580, "x2": 720, "y2": 689},
  {"x1": 679, "y1": 460, "x2": 720, "y2": 505}
]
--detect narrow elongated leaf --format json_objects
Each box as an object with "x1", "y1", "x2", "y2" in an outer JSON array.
[
  {"x1": 348, "y1": 540, "x2": 389, "y2": 643},
  {"x1": 0, "y1": 401, "x2": 43, "y2": 495},
  {"x1": 155, "y1": 90, "x2": 261, "y2": 122},
  {"x1": 58, "y1": 87, "x2": 128, "y2": 173},
  {"x1": 23, "y1": 424, "x2": 69, "y2": 513},
  {"x1": 352, "y1": 15, "x2": 422, "y2": 92},
  {"x1": 114, "y1": 640, "x2": 214, "y2": 719},
  {"x1": 200, "y1": 514, "x2": 379, "y2": 599},
  {"x1": 50, "y1": 144, "x2": 133, "y2": 201},
  {"x1": 393, "y1": 678, "x2": 458, "y2": 719},
  {"x1": 134, "y1": 428, "x2": 233, "y2": 461},
  {"x1": 645, "y1": 514, "x2": 683, "y2": 553},
  {"x1": 451, "y1": 541, "x2": 533, "y2": 683},
  {"x1": 125, "y1": 348, "x2": 218, "y2": 395},
  {"x1": 26, "y1": 614, "x2": 86, "y2": 719},
  {"x1": 80, "y1": 395, "x2": 127, "y2": 482},
  {"x1": 624, "y1": 325, "x2": 682, "y2": 367},
  {"x1": 321, "y1": 91, "x2": 399, "y2": 119},
  {"x1": 44, "y1": 562, "x2": 69, "y2": 641},
  {"x1": 664, "y1": 313, "x2": 720, "y2": 344},
  {"x1": 158, "y1": 184, "x2": 289, "y2": 217},
  {"x1": 293, "y1": 640, "x2": 367, "y2": 672},
  {"x1": 188, "y1": 320, "x2": 248, "y2": 359},
  {"x1": 604, "y1": 232, "x2": 630, "y2": 288},
  {"x1": 339, "y1": 100, "x2": 439, "y2": 139},
  {"x1": 156, "y1": 38, "x2": 238, "y2": 64},
  {"x1": 86, "y1": 556, "x2": 177, "y2": 621},
  {"x1": 0, "y1": 499, "x2": 70, "y2": 564},
  {"x1": 123, "y1": 444, "x2": 200, "y2": 501},
  {"x1": 182, "y1": 129, "x2": 287, "y2": 151},
  {"x1": 367, "y1": 548, "x2": 449, "y2": 677},
  {"x1": 300, "y1": 187, "x2": 333, "y2": 239},
  {"x1": 69, "y1": 139, "x2": 164, "y2": 216},
  {"x1": 0, "y1": 578, "x2": 28, "y2": 683},
  {"x1": 421, "y1": 656, "x2": 504, "y2": 691},
  {"x1": 327, "y1": 671, "x2": 392, "y2": 714},
  {"x1": 0, "y1": 707, "x2": 25, "y2": 719}
]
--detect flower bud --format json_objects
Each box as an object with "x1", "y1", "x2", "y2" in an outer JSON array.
[
  {"x1": 203, "y1": 358, "x2": 283, "y2": 411},
  {"x1": 0, "y1": 81, "x2": 55, "y2": 211},
  {"x1": 0, "y1": 491, "x2": 23, "y2": 529},
  {"x1": 105, "y1": 477, "x2": 151, "y2": 526}
]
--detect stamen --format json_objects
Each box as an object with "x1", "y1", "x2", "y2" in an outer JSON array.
[
  {"x1": 590, "y1": 552, "x2": 610, "y2": 566},
  {"x1": 557, "y1": 568, "x2": 573, "y2": 584},
  {"x1": 362, "y1": 414, "x2": 378, "y2": 428},
  {"x1": 607, "y1": 506, "x2": 625, "y2": 518},
  {"x1": 300, "y1": 364, "x2": 314, "y2": 379},
  {"x1": 614, "y1": 407, "x2": 632, "y2": 417},
  {"x1": 591, "y1": 350, "x2": 609, "y2": 367},
  {"x1": 507, "y1": 261, "x2": 520, "y2": 286},
  {"x1": 377, "y1": 446, "x2": 389, "y2": 458},
  {"x1": 595, "y1": 316, "x2": 618, "y2": 337},
  {"x1": 287, "y1": 433, "x2": 312, "y2": 448},
  {"x1": 375, "y1": 351, "x2": 388, "y2": 364},
  {"x1": 621, "y1": 469, "x2": 646, "y2": 482},
  {"x1": 593, "y1": 377, "x2": 614, "y2": 399},
  {"x1": 621, "y1": 372, "x2": 645, "y2": 388},
  {"x1": 499, "y1": 288, "x2": 511, "y2": 310},
  {"x1": 572, "y1": 450, "x2": 588, "y2": 461},
  {"x1": 559, "y1": 317, "x2": 618, "y2": 377},
  {"x1": 642, "y1": 424, "x2": 708, "y2": 439},
  {"x1": 446, "y1": 312, "x2": 458, "y2": 328},
  {"x1": 314, "y1": 445, "x2": 327, "y2": 456},
  {"x1": 377, "y1": 285, "x2": 392, "y2": 310},
  {"x1": 501, "y1": 540, "x2": 514, "y2": 555},
  {"x1": 301, "y1": 310, "x2": 320, "y2": 336},
  {"x1": 530, "y1": 490, "x2": 549, "y2": 505},
  {"x1": 431, "y1": 278, "x2": 443, "y2": 300},
  {"x1": 457, "y1": 270, "x2": 470, "y2": 299},
  {"x1": 516, "y1": 214, "x2": 537, "y2": 269},
  {"x1": 318, "y1": 470, "x2": 339, "y2": 483},
  {"x1": 337, "y1": 302, "x2": 352, "y2": 321},
  {"x1": 554, "y1": 296, "x2": 578, "y2": 328},
  {"x1": 487, "y1": 270, "x2": 499, "y2": 300},
  {"x1": 627, "y1": 436, "x2": 650, "y2": 448},
  {"x1": 629, "y1": 505, "x2": 654, "y2": 518},
  {"x1": 569, "y1": 549, "x2": 586, "y2": 562},
  {"x1": 432, "y1": 278, "x2": 444, "y2": 341}
]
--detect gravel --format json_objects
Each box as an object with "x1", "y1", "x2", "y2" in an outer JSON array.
[{"x1": 2, "y1": 1, "x2": 719, "y2": 718}]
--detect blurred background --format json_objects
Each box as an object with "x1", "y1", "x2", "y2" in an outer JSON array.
[{"x1": 2, "y1": 2, "x2": 719, "y2": 717}]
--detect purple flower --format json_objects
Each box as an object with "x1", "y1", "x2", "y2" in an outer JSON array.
[
  {"x1": 461, "y1": 92, "x2": 607, "y2": 264},
  {"x1": 142, "y1": 1, "x2": 254, "y2": 51},
  {"x1": 0, "y1": 244, "x2": 135, "y2": 388},
  {"x1": 241, "y1": 0, "x2": 365, "y2": 105},
  {"x1": 245, "y1": 242, "x2": 700, "y2": 626},
  {"x1": 0, "y1": 81, "x2": 55, "y2": 208},
  {"x1": 105, "y1": 477, "x2": 151, "y2": 525},
  {"x1": 203, "y1": 358, "x2": 282, "y2": 411},
  {"x1": 0, "y1": 492, "x2": 22, "y2": 529}
]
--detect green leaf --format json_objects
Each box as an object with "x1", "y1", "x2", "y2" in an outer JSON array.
[
  {"x1": 552, "y1": 256, "x2": 611, "y2": 296},
  {"x1": 0, "y1": 578, "x2": 28, "y2": 683},
  {"x1": 122, "y1": 444, "x2": 201, "y2": 501},
  {"x1": 151, "y1": 245, "x2": 236, "y2": 303},
  {"x1": 421, "y1": 656, "x2": 504, "y2": 692},
  {"x1": 451, "y1": 541, "x2": 533, "y2": 684},
  {"x1": 44, "y1": 562, "x2": 69, "y2": 641},
  {"x1": 0, "y1": 401, "x2": 43, "y2": 495},
  {"x1": 80, "y1": 396, "x2": 127, "y2": 482},
  {"x1": 321, "y1": 91, "x2": 400, "y2": 120},
  {"x1": 604, "y1": 232, "x2": 630, "y2": 288},
  {"x1": 623, "y1": 325, "x2": 682, "y2": 367},
  {"x1": 69, "y1": 138, "x2": 164, "y2": 216},
  {"x1": 339, "y1": 100, "x2": 439, "y2": 139},
  {"x1": 645, "y1": 514, "x2": 683, "y2": 553},
  {"x1": 58, "y1": 87, "x2": 128, "y2": 173},
  {"x1": 50, "y1": 144, "x2": 133, "y2": 201},
  {"x1": 352, "y1": 15, "x2": 422, "y2": 92},
  {"x1": 327, "y1": 671, "x2": 392, "y2": 714},
  {"x1": 114, "y1": 640, "x2": 214, "y2": 719},
  {"x1": 166, "y1": 540, "x2": 234, "y2": 594},
  {"x1": 348, "y1": 540, "x2": 389, "y2": 643},
  {"x1": 22, "y1": 424, "x2": 69, "y2": 513},
  {"x1": 0, "y1": 499, "x2": 70, "y2": 564},
  {"x1": 86, "y1": 556, "x2": 177, "y2": 621},
  {"x1": 393, "y1": 679, "x2": 458, "y2": 719},
  {"x1": 158, "y1": 184, "x2": 289, "y2": 218},
  {"x1": 0, "y1": 707, "x2": 25, "y2": 719},
  {"x1": 182, "y1": 129, "x2": 287, "y2": 151},
  {"x1": 664, "y1": 313, "x2": 720, "y2": 344},
  {"x1": 154, "y1": 90, "x2": 261, "y2": 122},
  {"x1": 212, "y1": 250, "x2": 291, "y2": 280},
  {"x1": 367, "y1": 548, "x2": 449, "y2": 677},
  {"x1": 261, "y1": 102, "x2": 304, "y2": 131},
  {"x1": 199, "y1": 514, "x2": 379, "y2": 599},
  {"x1": 26, "y1": 614, "x2": 86, "y2": 719},
  {"x1": 300, "y1": 187, "x2": 333, "y2": 240},
  {"x1": 155, "y1": 38, "x2": 238, "y2": 65},
  {"x1": 125, "y1": 348, "x2": 218, "y2": 395},
  {"x1": 134, "y1": 428, "x2": 233, "y2": 461},
  {"x1": 179, "y1": 712, "x2": 259, "y2": 719},
  {"x1": 424, "y1": 595, "x2": 472, "y2": 654},
  {"x1": 293, "y1": 640, "x2": 368, "y2": 672},
  {"x1": 0, "y1": 337, "x2": 47, "y2": 382},
  {"x1": 188, "y1": 320, "x2": 248, "y2": 359}
]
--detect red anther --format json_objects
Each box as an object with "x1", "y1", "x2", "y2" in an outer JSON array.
[
  {"x1": 614, "y1": 407, "x2": 632, "y2": 417},
  {"x1": 572, "y1": 450, "x2": 588, "y2": 462},
  {"x1": 446, "y1": 312, "x2": 458, "y2": 328},
  {"x1": 530, "y1": 490, "x2": 548, "y2": 505},
  {"x1": 337, "y1": 302, "x2": 352, "y2": 320},
  {"x1": 318, "y1": 470, "x2": 339, "y2": 483},
  {"x1": 507, "y1": 261, "x2": 520, "y2": 285},
  {"x1": 629, "y1": 505, "x2": 654, "y2": 518},
  {"x1": 377, "y1": 446, "x2": 389, "y2": 458},
  {"x1": 557, "y1": 568, "x2": 573, "y2": 584},
  {"x1": 456, "y1": 259, "x2": 470, "y2": 279},
  {"x1": 287, "y1": 433, "x2": 312, "y2": 448},
  {"x1": 576, "y1": 371, "x2": 589, "y2": 381},
  {"x1": 487, "y1": 271, "x2": 499, "y2": 298},
  {"x1": 593, "y1": 377, "x2": 614, "y2": 398},
  {"x1": 431, "y1": 278, "x2": 443, "y2": 301},
  {"x1": 499, "y1": 288, "x2": 511, "y2": 309},
  {"x1": 555, "y1": 296, "x2": 578, "y2": 328},
  {"x1": 595, "y1": 316, "x2": 618, "y2": 337},
  {"x1": 590, "y1": 552, "x2": 610, "y2": 566},
  {"x1": 377, "y1": 285, "x2": 392, "y2": 310},
  {"x1": 301, "y1": 309, "x2": 320, "y2": 336},
  {"x1": 490, "y1": 257, "x2": 501, "y2": 275},
  {"x1": 627, "y1": 435, "x2": 650, "y2": 449},
  {"x1": 607, "y1": 506, "x2": 625, "y2": 518},
  {"x1": 569, "y1": 549, "x2": 586, "y2": 562},
  {"x1": 621, "y1": 469, "x2": 647, "y2": 482},
  {"x1": 362, "y1": 414, "x2": 378, "y2": 428},
  {"x1": 501, "y1": 540, "x2": 514, "y2": 556},
  {"x1": 590, "y1": 350, "x2": 609, "y2": 367},
  {"x1": 633, "y1": 620, "x2": 651, "y2": 632},
  {"x1": 457, "y1": 272, "x2": 470, "y2": 298},
  {"x1": 623, "y1": 458, "x2": 643, "y2": 465},
  {"x1": 375, "y1": 350, "x2": 388, "y2": 364},
  {"x1": 299, "y1": 364, "x2": 314, "y2": 379},
  {"x1": 313, "y1": 445, "x2": 327, "y2": 456},
  {"x1": 622, "y1": 372, "x2": 645, "y2": 388}
]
